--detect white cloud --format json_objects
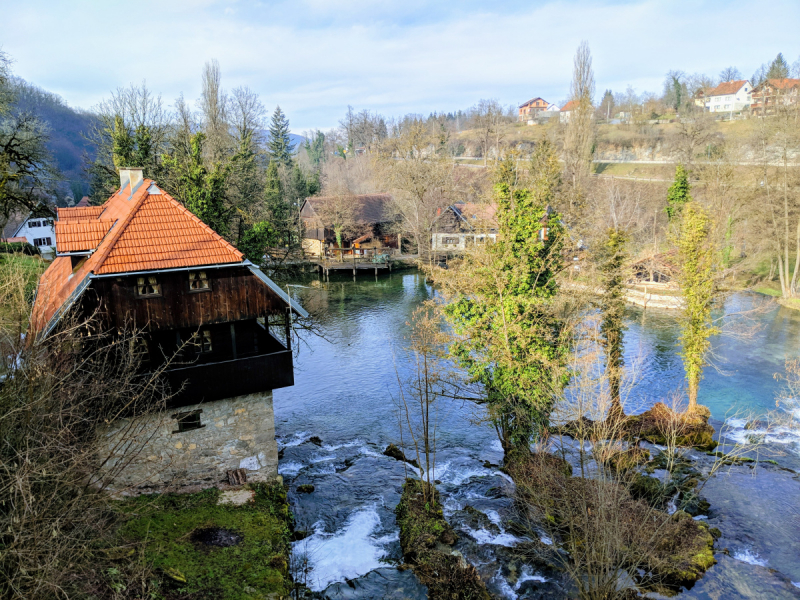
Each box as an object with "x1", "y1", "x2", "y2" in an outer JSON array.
[{"x1": 2, "y1": 0, "x2": 797, "y2": 130}]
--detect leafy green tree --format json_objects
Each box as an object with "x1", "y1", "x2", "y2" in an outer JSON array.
[
  {"x1": 264, "y1": 161, "x2": 290, "y2": 244},
  {"x1": 238, "y1": 220, "x2": 277, "y2": 264},
  {"x1": 162, "y1": 132, "x2": 228, "y2": 236},
  {"x1": 666, "y1": 164, "x2": 691, "y2": 220},
  {"x1": 598, "y1": 228, "x2": 628, "y2": 417},
  {"x1": 437, "y1": 142, "x2": 570, "y2": 460},
  {"x1": 767, "y1": 53, "x2": 790, "y2": 79},
  {"x1": 267, "y1": 106, "x2": 292, "y2": 165},
  {"x1": 674, "y1": 202, "x2": 718, "y2": 413}
]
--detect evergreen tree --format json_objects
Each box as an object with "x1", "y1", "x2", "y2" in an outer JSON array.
[
  {"x1": 264, "y1": 161, "x2": 289, "y2": 245},
  {"x1": 439, "y1": 142, "x2": 570, "y2": 460},
  {"x1": 767, "y1": 53, "x2": 790, "y2": 79},
  {"x1": 598, "y1": 228, "x2": 628, "y2": 417},
  {"x1": 238, "y1": 220, "x2": 277, "y2": 265},
  {"x1": 267, "y1": 106, "x2": 292, "y2": 165},
  {"x1": 674, "y1": 202, "x2": 718, "y2": 413},
  {"x1": 162, "y1": 132, "x2": 228, "y2": 236},
  {"x1": 666, "y1": 165, "x2": 691, "y2": 220},
  {"x1": 304, "y1": 130, "x2": 326, "y2": 167}
]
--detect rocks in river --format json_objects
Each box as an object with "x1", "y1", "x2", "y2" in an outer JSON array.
[
  {"x1": 307, "y1": 435, "x2": 323, "y2": 446},
  {"x1": 383, "y1": 444, "x2": 421, "y2": 469},
  {"x1": 395, "y1": 478, "x2": 490, "y2": 599},
  {"x1": 319, "y1": 567, "x2": 428, "y2": 600},
  {"x1": 296, "y1": 484, "x2": 315, "y2": 494}
]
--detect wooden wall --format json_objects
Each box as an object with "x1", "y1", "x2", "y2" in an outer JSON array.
[{"x1": 88, "y1": 266, "x2": 286, "y2": 332}]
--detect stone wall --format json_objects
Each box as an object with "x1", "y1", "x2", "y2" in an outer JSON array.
[{"x1": 97, "y1": 391, "x2": 278, "y2": 494}]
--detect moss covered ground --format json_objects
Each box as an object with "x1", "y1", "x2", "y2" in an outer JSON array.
[
  {"x1": 115, "y1": 483, "x2": 292, "y2": 599},
  {"x1": 395, "y1": 478, "x2": 490, "y2": 600}
]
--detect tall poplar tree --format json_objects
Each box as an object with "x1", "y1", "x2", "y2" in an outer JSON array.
[
  {"x1": 267, "y1": 106, "x2": 292, "y2": 165},
  {"x1": 674, "y1": 202, "x2": 718, "y2": 414},
  {"x1": 598, "y1": 228, "x2": 628, "y2": 417}
]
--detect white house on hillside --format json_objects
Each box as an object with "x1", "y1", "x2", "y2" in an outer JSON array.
[
  {"x1": 703, "y1": 80, "x2": 752, "y2": 113},
  {"x1": 2, "y1": 211, "x2": 56, "y2": 257}
]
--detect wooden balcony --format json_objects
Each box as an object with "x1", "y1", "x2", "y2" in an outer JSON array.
[{"x1": 165, "y1": 349, "x2": 294, "y2": 407}]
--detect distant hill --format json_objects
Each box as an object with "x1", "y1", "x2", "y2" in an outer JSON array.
[{"x1": 12, "y1": 78, "x2": 97, "y2": 199}]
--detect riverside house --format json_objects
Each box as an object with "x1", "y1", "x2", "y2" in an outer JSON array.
[
  {"x1": 300, "y1": 193, "x2": 399, "y2": 258},
  {"x1": 32, "y1": 168, "x2": 307, "y2": 492}
]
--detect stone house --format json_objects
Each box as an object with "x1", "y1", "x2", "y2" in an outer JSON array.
[{"x1": 32, "y1": 168, "x2": 307, "y2": 493}]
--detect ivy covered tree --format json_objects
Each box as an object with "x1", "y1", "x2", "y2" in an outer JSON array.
[
  {"x1": 435, "y1": 142, "x2": 570, "y2": 461},
  {"x1": 238, "y1": 220, "x2": 277, "y2": 264},
  {"x1": 666, "y1": 164, "x2": 691, "y2": 220},
  {"x1": 674, "y1": 202, "x2": 718, "y2": 414},
  {"x1": 267, "y1": 106, "x2": 292, "y2": 166},
  {"x1": 304, "y1": 130, "x2": 326, "y2": 168},
  {"x1": 598, "y1": 228, "x2": 628, "y2": 417},
  {"x1": 162, "y1": 132, "x2": 228, "y2": 236}
]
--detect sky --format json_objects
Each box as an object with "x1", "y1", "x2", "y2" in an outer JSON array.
[{"x1": 2, "y1": 0, "x2": 798, "y2": 132}]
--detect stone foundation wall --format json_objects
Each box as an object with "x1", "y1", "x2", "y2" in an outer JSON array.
[{"x1": 97, "y1": 391, "x2": 278, "y2": 494}]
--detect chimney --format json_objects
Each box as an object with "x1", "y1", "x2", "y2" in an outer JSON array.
[{"x1": 119, "y1": 167, "x2": 144, "y2": 190}]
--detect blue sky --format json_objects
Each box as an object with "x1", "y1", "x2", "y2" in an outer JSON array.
[{"x1": 2, "y1": 0, "x2": 798, "y2": 132}]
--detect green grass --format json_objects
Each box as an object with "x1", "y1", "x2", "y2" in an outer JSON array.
[
  {"x1": 753, "y1": 286, "x2": 781, "y2": 297},
  {"x1": 116, "y1": 483, "x2": 292, "y2": 599}
]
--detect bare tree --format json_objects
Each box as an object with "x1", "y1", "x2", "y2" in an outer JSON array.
[
  {"x1": 718, "y1": 66, "x2": 742, "y2": 82},
  {"x1": 198, "y1": 59, "x2": 230, "y2": 163},
  {"x1": 376, "y1": 120, "x2": 457, "y2": 257},
  {"x1": 470, "y1": 99, "x2": 504, "y2": 165},
  {"x1": 564, "y1": 41, "x2": 596, "y2": 185},
  {"x1": 230, "y1": 86, "x2": 266, "y2": 148}
]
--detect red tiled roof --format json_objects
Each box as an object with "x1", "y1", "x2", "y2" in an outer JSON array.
[
  {"x1": 33, "y1": 179, "x2": 244, "y2": 334},
  {"x1": 97, "y1": 194, "x2": 242, "y2": 273},
  {"x1": 705, "y1": 80, "x2": 748, "y2": 97},
  {"x1": 55, "y1": 219, "x2": 114, "y2": 252},
  {"x1": 2, "y1": 237, "x2": 27, "y2": 243},
  {"x1": 561, "y1": 100, "x2": 579, "y2": 112},
  {"x1": 753, "y1": 78, "x2": 800, "y2": 92},
  {"x1": 58, "y1": 206, "x2": 105, "y2": 222}
]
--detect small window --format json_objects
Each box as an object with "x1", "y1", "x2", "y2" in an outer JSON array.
[
  {"x1": 442, "y1": 236, "x2": 460, "y2": 245},
  {"x1": 172, "y1": 409, "x2": 205, "y2": 434},
  {"x1": 136, "y1": 276, "x2": 161, "y2": 297},
  {"x1": 189, "y1": 271, "x2": 210, "y2": 291},
  {"x1": 199, "y1": 330, "x2": 213, "y2": 353},
  {"x1": 29, "y1": 220, "x2": 40, "y2": 228}
]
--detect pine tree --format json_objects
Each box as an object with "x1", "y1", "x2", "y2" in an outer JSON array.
[
  {"x1": 267, "y1": 106, "x2": 292, "y2": 165},
  {"x1": 162, "y1": 132, "x2": 228, "y2": 236},
  {"x1": 666, "y1": 165, "x2": 691, "y2": 220},
  {"x1": 304, "y1": 131, "x2": 326, "y2": 167},
  {"x1": 767, "y1": 53, "x2": 790, "y2": 79},
  {"x1": 264, "y1": 161, "x2": 289, "y2": 245}
]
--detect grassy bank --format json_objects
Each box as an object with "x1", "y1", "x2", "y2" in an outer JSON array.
[{"x1": 114, "y1": 482, "x2": 293, "y2": 599}]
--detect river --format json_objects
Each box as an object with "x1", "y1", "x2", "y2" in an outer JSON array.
[{"x1": 273, "y1": 271, "x2": 800, "y2": 599}]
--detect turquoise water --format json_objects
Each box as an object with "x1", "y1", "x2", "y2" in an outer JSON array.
[{"x1": 274, "y1": 272, "x2": 800, "y2": 598}]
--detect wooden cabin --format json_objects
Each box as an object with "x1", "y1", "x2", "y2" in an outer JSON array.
[
  {"x1": 300, "y1": 193, "x2": 399, "y2": 258},
  {"x1": 431, "y1": 203, "x2": 498, "y2": 252},
  {"x1": 32, "y1": 168, "x2": 307, "y2": 491}
]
